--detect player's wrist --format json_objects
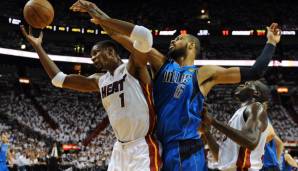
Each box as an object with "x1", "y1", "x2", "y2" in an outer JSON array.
[
  {"x1": 32, "y1": 43, "x2": 42, "y2": 50},
  {"x1": 266, "y1": 40, "x2": 277, "y2": 46}
]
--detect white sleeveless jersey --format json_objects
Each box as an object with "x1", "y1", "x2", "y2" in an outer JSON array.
[
  {"x1": 98, "y1": 64, "x2": 154, "y2": 142},
  {"x1": 218, "y1": 105, "x2": 269, "y2": 171}
]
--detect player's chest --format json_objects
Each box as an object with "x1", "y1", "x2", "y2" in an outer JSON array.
[
  {"x1": 99, "y1": 74, "x2": 127, "y2": 99},
  {"x1": 160, "y1": 69, "x2": 196, "y2": 98}
]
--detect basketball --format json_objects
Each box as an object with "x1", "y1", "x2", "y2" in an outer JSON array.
[{"x1": 23, "y1": 0, "x2": 54, "y2": 29}]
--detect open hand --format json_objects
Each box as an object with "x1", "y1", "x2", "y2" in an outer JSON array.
[
  {"x1": 70, "y1": 0, "x2": 96, "y2": 13},
  {"x1": 20, "y1": 25, "x2": 43, "y2": 48},
  {"x1": 266, "y1": 23, "x2": 281, "y2": 45}
]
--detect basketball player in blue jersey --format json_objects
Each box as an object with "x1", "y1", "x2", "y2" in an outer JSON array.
[
  {"x1": 261, "y1": 123, "x2": 284, "y2": 171},
  {"x1": 69, "y1": 1, "x2": 281, "y2": 170},
  {"x1": 280, "y1": 150, "x2": 298, "y2": 171},
  {"x1": 0, "y1": 132, "x2": 13, "y2": 171}
]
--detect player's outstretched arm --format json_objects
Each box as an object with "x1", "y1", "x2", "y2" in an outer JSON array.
[
  {"x1": 285, "y1": 153, "x2": 298, "y2": 167},
  {"x1": 21, "y1": 25, "x2": 99, "y2": 92},
  {"x1": 70, "y1": 0, "x2": 167, "y2": 75},
  {"x1": 198, "y1": 23, "x2": 281, "y2": 96},
  {"x1": 203, "y1": 102, "x2": 268, "y2": 150}
]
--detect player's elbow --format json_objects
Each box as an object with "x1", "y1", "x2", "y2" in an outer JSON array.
[
  {"x1": 252, "y1": 71, "x2": 263, "y2": 80},
  {"x1": 51, "y1": 72, "x2": 67, "y2": 88},
  {"x1": 248, "y1": 70, "x2": 263, "y2": 80},
  {"x1": 131, "y1": 25, "x2": 153, "y2": 53},
  {"x1": 245, "y1": 137, "x2": 259, "y2": 150}
]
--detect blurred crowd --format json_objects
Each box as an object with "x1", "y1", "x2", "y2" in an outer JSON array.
[
  {"x1": 1, "y1": 0, "x2": 298, "y2": 29},
  {"x1": 0, "y1": 0, "x2": 298, "y2": 60}
]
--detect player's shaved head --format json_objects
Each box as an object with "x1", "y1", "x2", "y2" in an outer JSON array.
[
  {"x1": 93, "y1": 40, "x2": 119, "y2": 53},
  {"x1": 185, "y1": 34, "x2": 200, "y2": 58},
  {"x1": 253, "y1": 80, "x2": 270, "y2": 102}
]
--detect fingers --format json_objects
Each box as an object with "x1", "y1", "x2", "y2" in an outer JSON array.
[
  {"x1": 90, "y1": 18, "x2": 101, "y2": 25},
  {"x1": 267, "y1": 23, "x2": 281, "y2": 36},
  {"x1": 20, "y1": 25, "x2": 28, "y2": 37},
  {"x1": 70, "y1": 1, "x2": 83, "y2": 11},
  {"x1": 39, "y1": 31, "x2": 43, "y2": 39},
  {"x1": 78, "y1": 0, "x2": 87, "y2": 6}
]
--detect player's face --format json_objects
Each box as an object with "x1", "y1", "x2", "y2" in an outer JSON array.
[
  {"x1": 91, "y1": 46, "x2": 119, "y2": 70},
  {"x1": 1, "y1": 133, "x2": 9, "y2": 143},
  {"x1": 168, "y1": 35, "x2": 188, "y2": 59},
  {"x1": 234, "y1": 81, "x2": 257, "y2": 102}
]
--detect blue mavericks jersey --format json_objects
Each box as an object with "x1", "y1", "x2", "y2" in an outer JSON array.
[
  {"x1": 153, "y1": 59, "x2": 204, "y2": 145},
  {"x1": 263, "y1": 140, "x2": 279, "y2": 167},
  {"x1": 0, "y1": 143, "x2": 9, "y2": 171},
  {"x1": 0, "y1": 143, "x2": 8, "y2": 162}
]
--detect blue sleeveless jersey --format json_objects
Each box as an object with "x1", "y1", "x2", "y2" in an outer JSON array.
[
  {"x1": 263, "y1": 140, "x2": 279, "y2": 168},
  {"x1": 0, "y1": 144, "x2": 8, "y2": 162},
  {"x1": 0, "y1": 143, "x2": 9, "y2": 171},
  {"x1": 153, "y1": 59, "x2": 204, "y2": 145}
]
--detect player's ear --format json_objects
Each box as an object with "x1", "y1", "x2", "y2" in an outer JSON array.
[
  {"x1": 188, "y1": 41, "x2": 196, "y2": 50},
  {"x1": 107, "y1": 47, "x2": 116, "y2": 56}
]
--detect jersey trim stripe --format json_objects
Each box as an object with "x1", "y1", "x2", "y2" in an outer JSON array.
[
  {"x1": 140, "y1": 82, "x2": 162, "y2": 170},
  {"x1": 237, "y1": 147, "x2": 251, "y2": 170},
  {"x1": 139, "y1": 83, "x2": 156, "y2": 135},
  {"x1": 145, "y1": 135, "x2": 162, "y2": 171}
]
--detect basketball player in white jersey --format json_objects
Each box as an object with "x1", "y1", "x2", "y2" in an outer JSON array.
[
  {"x1": 200, "y1": 81, "x2": 271, "y2": 171},
  {"x1": 21, "y1": 15, "x2": 162, "y2": 170}
]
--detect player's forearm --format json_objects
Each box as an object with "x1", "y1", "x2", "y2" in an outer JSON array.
[
  {"x1": 87, "y1": 7, "x2": 134, "y2": 37},
  {"x1": 202, "y1": 131, "x2": 219, "y2": 161},
  {"x1": 100, "y1": 18, "x2": 135, "y2": 37},
  {"x1": 211, "y1": 119, "x2": 259, "y2": 150},
  {"x1": 239, "y1": 43, "x2": 276, "y2": 82},
  {"x1": 33, "y1": 44, "x2": 61, "y2": 79}
]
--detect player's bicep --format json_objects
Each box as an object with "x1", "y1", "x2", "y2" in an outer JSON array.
[
  {"x1": 197, "y1": 66, "x2": 241, "y2": 96},
  {"x1": 212, "y1": 66, "x2": 241, "y2": 84},
  {"x1": 63, "y1": 74, "x2": 99, "y2": 92}
]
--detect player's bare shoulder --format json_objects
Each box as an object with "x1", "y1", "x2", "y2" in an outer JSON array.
[{"x1": 88, "y1": 73, "x2": 104, "y2": 84}]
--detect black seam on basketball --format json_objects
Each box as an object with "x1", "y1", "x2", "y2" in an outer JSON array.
[
  {"x1": 25, "y1": 6, "x2": 41, "y2": 26},
  {"x1": 30, "y1": 6, "x2": 48, "y2": 28},
  {"x1": 29, "y1": 2, "x2": 54, "y2": 21}
]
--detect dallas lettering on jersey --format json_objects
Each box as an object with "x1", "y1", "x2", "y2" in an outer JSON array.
[
  {"x1": 163, "y1": 71, "x2": 192, "y2": 84},
  {"x1": 163, "y1": 71, "x2": 192, "y2": 99},
  {"x1": 101, "y1": 75, "x2": 126, "y2": 98}
]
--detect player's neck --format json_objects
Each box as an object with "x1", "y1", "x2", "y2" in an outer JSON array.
[
  {"x1": 175, "y1": 56, "x2": 194, "y2": 66},
  {"x1": 108, "y1": 59, "x2": 123, "y2": 75},
  {"x1": 241, "y1": 99, "x2": 256, "y2": 107}
]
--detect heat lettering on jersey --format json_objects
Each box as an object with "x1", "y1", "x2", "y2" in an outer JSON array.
[
  {"x1": 163, "y1": 71, "x2": 192, "y2": 84},
  {"x1": 101, "y1": 75, "x2": 127, "y2": 98}
]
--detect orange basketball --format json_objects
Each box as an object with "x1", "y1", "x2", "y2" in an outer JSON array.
[{"x1": 23, "y1": 0, "x2": 54, "y2": 29}]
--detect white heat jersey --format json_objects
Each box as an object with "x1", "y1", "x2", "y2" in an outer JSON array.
[
  {"x1": 98, "y1": 63, "x2": 153, "y2": 142},
  {"x1": 218, "y1": 105, "x2": 269, "y2": 171}
]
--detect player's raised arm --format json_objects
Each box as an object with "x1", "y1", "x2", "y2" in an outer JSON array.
[
  {"x1": 20, "y1": 25, "x2": 99, "y2": 92},
  {"x1": 285, "y1": 153, "x2": 298, "y2": 168},
  {"x1": 198, "y1": 23, "x2": 281, "y2": 96},
  {"x1": 203, "y1": 102, "x2": 268, "y2": 150},
  {"x1": 70, "y1": 0, "x2": 167, "y2": 74}
]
